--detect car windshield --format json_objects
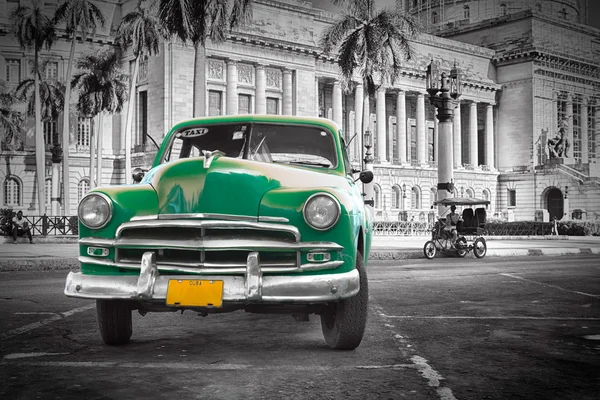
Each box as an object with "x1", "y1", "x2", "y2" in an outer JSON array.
[{"x1": 163, "y1": 122, "x2": 338, "y2": 168}]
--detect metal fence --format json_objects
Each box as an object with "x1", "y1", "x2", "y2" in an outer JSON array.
[
  {"x1": 0, "y1": 215, "x2": 78, "y2": 236},
  {"x1": 372, "y1": 221, "x2": 433, "y2": 236}
]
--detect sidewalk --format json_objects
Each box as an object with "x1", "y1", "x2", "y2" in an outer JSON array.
[{"x1": 1, "y1": 235, "x2": 599, "y2": 271}]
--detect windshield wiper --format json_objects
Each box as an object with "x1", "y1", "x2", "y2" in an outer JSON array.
[{"x1": 286, "y1": 160, "x2": 331, "y2": 168}]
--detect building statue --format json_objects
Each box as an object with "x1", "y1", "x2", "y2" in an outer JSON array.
[{"x1": 547, "y1": 117, "x2": 570, "y2": 159}]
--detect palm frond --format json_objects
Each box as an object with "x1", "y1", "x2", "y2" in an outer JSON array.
[
  {"x1": 54, "y1": 0, "x2": 106, "y2": 40},
  {"x1": 228, "y1": 0, "x2": 253, "y2": 30},
  {"x1": 72, "y1": 48, "x2": 129, "y2": 118},
  {"x1": 319, "y1": 13, "x2": 360, "y2": 54}
]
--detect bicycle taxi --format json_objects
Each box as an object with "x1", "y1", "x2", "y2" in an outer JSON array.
[{"x1": 423, "y1": 197, "x2": 490, "y2": 259}]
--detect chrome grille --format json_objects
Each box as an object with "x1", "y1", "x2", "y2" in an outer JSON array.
[{"x1": 85, "y1": 217, "x2": 343, "y2": 274}]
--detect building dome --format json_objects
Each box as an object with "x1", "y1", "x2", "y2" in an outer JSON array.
[{"x1": 398, "y1": 0, "x2": 588, "y2": 31}]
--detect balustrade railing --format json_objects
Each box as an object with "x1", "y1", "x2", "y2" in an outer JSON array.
[{"x1": 373, "y1": 220, "x2": 433, "y2": 236}]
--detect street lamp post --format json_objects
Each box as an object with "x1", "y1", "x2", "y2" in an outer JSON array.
[
  {"x1": 426, "y1": 60, "x2": 462, "y2": 215},
  {"x1": 363, "y1": 129, "x2": 374, "y2": 207}
]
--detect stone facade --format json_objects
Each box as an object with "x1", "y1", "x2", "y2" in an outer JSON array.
[{"x1": 0, "y1": 0, "x2": 598, "y2": 223}]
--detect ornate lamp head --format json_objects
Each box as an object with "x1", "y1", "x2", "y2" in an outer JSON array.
[
  {"x1": 364, "y1": 129, "x2": 372, "y2": 148},
  {"x1": 426, "y1": 60, "x2": 441, "y2": 97},
  {"x1": 450, "y1": 61, "x2": 462, "y2": 99}
]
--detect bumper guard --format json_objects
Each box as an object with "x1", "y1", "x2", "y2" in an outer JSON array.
[{"x1": 65, "y1": 251, "x2": 359, "y2": 304}]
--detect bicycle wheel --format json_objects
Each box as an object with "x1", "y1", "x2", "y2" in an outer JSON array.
[
  {"x1": 423, "y1": 240, "x2": 436, "y2": 259},
  {"x1": 473, "y1": 237, "x2": 487, "y2": 258},
  {"x1": 456, "y1": 237, "x2": 468, "y2": 258}
]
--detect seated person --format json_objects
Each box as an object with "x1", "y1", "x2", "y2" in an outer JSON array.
[
  {"x1": 443, "y1": 205, "x2": 461, "y2": 243},
  {"x1": 12, "y1": 210, "x2": 34, "y2": 244}
]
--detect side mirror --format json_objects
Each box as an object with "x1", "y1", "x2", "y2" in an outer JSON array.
[
  {"x1": 358, "y1": 170, "x2": 373, "y2": 184},
  {"x1": 132, "y1": 167, "x2": 146, "y2": 184}
]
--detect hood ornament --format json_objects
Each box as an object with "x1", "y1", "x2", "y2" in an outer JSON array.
[{"x1": 202, "y1": 150, "x2": 225, "y2": 169}]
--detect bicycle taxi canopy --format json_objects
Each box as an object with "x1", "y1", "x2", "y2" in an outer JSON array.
[{"x1": 433, "y1": 197, "x2": 490, "y2": 207}]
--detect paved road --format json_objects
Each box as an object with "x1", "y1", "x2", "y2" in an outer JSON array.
[{"x1": 1, "y1": 254, "x2": 598, "y2": 399}]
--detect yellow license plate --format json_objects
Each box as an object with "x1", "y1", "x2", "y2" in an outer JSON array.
[{"x1": 166, "y1": 280, "x2": 223, "y2": 307}]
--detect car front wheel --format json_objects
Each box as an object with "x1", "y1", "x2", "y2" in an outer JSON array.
[
  {"x1": 96, "y1": 299, "x2": 133, "y2": 345},
  {"x1": 320, "y1": 252, "x2": 368, "y2": 350}
]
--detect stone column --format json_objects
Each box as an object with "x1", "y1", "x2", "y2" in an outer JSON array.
[
  {"x1": 434, "y1": 118, "x2": 439, "y2": 164},
  {"x1": 50, "y1": 145, "x2": 63, "y2": 216},
  {"x1": 363, "y1": 95, "x2": 370, "y2": 134},
  {"x1": 332, "y1": 80, "x2": 343, "y2": 126},
  {"x1": 396, "y1": 90, "x2": 407, "y2": 164},
  {"x1": 595, "y1": 103, "x2": 600, "y2": 160},
  {"x1": 581, "y1": 97, "x2": 588, "y2": 164},
  {"x1": 255, "y1": 64, "x2": 266, "y2": 114},
  {"x1": 283, "y1": 69, "x2": 293, "y2": 115},
  {"x1": 416, "y1": 93, "x2": 426, "y2": 164},
  {"x1": 96, "y1": 113, "x2": 103, "y2": 187},
  {"x1": 485, "y1": 103, "x2": 494, "y2": 169},
  {"x1": 315, "y1": 77, "x2": 320, "y2": 117},
  {"x1": 469, "y1": 101, "x2": 478, "y2": 166},
  {"x1": 376, "y1": 87, "x2": 387, "y2": 163},
  {"x1": 453, "y1": 101, "x2": 462, "y2": 167},
  {"x1": 566, "y1": 93, "x2": 573, "y2": 159},
  {"x1": 552, "y1": 92, "x2": 558, "y2": 135},
  {"x1": 354, "y1": 83, "x2": 364, "y2": 162},
  {"x1": 226, "y1": 60, "x2": 238, "y2": 115}
]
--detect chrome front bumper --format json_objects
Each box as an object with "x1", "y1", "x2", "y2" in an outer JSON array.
[{"x1": 65, "y1": 251, "x2": 359, "y2": 304}]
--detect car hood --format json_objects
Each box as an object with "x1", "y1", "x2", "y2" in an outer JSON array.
[{"x1": 146, "y1": 156, "x2": 347, "y2": 217}]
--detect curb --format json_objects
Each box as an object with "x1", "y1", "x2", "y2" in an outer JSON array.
[
  {"x1": 369, "y1": 247, "x2": 600, "y2": 260},
  {"x1": 2, "y1": 247, "x2": 598, "y2": 272}
]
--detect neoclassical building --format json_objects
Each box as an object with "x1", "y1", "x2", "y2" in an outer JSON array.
[{"x1": 0, "y1": 0, "x2": 598, "y2": 223}]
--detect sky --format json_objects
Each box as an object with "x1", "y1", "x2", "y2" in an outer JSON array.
[{"x1": 310, "y1": 0, "x2": 600, "y2": 29}]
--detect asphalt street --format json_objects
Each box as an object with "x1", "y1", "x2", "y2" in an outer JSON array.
[{"x1": 0, "y1": 255, "x2": 598, "y2": 399}]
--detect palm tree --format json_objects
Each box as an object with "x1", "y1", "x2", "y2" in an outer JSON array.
[
  {"x1": 72, "y1": 48, "x2": 128, "y2": 189},
  {"x1": 320, "y1": 0, "x2": 418, "y2": 204},
  {"x1": 11, "y1": 0, "x2": 57, "y2": 215},
  {"x1": 15, "y1": 60, "x2": 66, "y2": 131},
  {"x1": 158, "y1": 0, "x2": 253, "y2": 117},
  {"x1": 320, "y1": 0, "x2": 418, "y2": 98},
  {"x1": 116, "y1": 0, "x2": 162, "y2": 184},
  {"x1": 0, "y1": 80, "x2": 25, "y2": 150},
  {"x1": 53, "y1": 0, "x2": 105, "y2": 215}
]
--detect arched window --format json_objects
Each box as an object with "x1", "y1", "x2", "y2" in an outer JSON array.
[
  {"x1": 392, "y1": 185, "x2": 401, "y2": 209},
  {"x1": 432, "y1": 11, "x2": 439, "y2": 24},
  {"x1": 500, "y1": 4, "x2": 507, "y2": 16},
  {"x1": 463, "y1": 5, "x2": 470, "y2": 19},
  {"x1": 482, "y1": 189, "x2": 490, "y2": 202},
  {"x1": 411, "y1": 187, "x2": 421, "y2": 209},
  {"x1": 4, "y1": 177, "x2": 21, "y2": 206},
  {"x1": 466, "y1": 188, "x2": 474, "y2": 198},
  {"x1": 431, "y1": 187, "x2": 437, "y2": 206},
  {"x1": 78, "y1": 179, "x2": 90, "y2": 203},
  {"x1": 373, "y1": 185, "x2": 381, "y2": 209}
]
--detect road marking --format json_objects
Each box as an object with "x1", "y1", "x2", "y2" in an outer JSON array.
[
  {"x1": 370, "y1": 300, "x2": 457, "y2": 400},
  {"x1": 380, "y1": 315, "x2": 600, "y2": 320},
  {"x1": 0, "y1": 304, "x2": 95, "y2": 340},
  {"x1": 4, "y1": 352, "x2": 70, "y2": 360},
  {"x1": 0, "y1": 360, "x2": 423, "y2": 371},
  {"x1": 14, "y1": 312, "x2": 57, "y2": 315},
  {"x1": 501, "y1": 273, "x2": 600, "y2": 298}
]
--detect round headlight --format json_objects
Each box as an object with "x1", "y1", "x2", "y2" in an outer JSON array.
[
  {"x1": 303, "y1": 193, "x2": 340, "y2": 231},
  {"x1": 78, "y1": 193, "x2": 113, "y2": 229}
]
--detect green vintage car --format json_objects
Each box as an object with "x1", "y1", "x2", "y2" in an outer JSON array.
[{"x1": 65, "y1": 115, "x2": 374, "y2": 350}]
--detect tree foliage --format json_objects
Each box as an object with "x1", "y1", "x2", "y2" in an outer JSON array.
[
  {"x1": 72, "y1": 48, "x2": 128, "y2": 118},
  {"x1": 319, "y1": 0, "x2": 419, "y2": 96}
]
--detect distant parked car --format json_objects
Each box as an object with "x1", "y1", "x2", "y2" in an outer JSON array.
[{"x1": 65, "y1": 115, "x2": 374, "y2": 349}]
